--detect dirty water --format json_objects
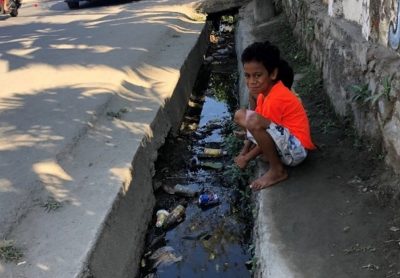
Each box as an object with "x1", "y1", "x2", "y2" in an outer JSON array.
[{"x1": 137, "y1": 14, "x2": 253, "y2": 278}]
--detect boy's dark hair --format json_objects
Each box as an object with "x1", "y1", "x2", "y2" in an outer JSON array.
[
  {"x1": 241, "y1": 41, "x2": 280, "y2": 74},
  {"x1": 278, "y1": 59, "x2": 294, "y2": 89},
  {"x1": 241, "y1": 41, "x2": 294, "y2": 89}
]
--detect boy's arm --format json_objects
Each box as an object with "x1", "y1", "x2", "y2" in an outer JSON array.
[
  {"x1": 239, "y1": 139, "x2": 253, "y2": 155},
  {"x1": 235, "y1": 141, "x2": 262, "y2": 169},
  {"x1": 242, "y1": 144, "x2": 261, "y2": 162},
  {"x1": 249, "y1": 93, "x2": 257, "y2": 110}
]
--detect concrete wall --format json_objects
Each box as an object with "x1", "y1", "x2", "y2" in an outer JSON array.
[{"x1": 326, "y1": 0, "x2": 400, "y2": 51}]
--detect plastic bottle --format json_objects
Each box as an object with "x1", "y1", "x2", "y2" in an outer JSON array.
[
  {"x1": 198, "y1": 192, "x2": 220, "y2": 207},
  {"x1": 200, "y1": 161, "x2": 223, "y2": 170},
  {"x1": 155, "y1": 210, "x2": 170, "y2": 228},
  {"x1": 173, "y1": 184, "x2": 199, "y2": 197},
  {"x1": 197, "y1": 148, "x2": 227, "y2": 158},
  {"x1": 203, "y1": 148, "x2": 227, "y2": 157},
  {"x1": 162, "y1": 205, "x2": 186, "y2": 229}
]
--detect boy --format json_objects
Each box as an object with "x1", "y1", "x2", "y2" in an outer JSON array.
[{"x1": 234, "y1": 41, "x2": 315, "y2": 190}]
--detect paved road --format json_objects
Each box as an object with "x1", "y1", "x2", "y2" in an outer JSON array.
[{"x1": 0, "y1": 0, "x2": 206, "y2": 276}]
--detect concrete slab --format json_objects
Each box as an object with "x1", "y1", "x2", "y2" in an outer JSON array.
[{"x1": 0, "y1": 0, "x2": 208, "y2": 277}]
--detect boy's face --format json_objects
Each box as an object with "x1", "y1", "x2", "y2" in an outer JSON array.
[{"x1": 244, "y1": 61, "x2": 277, "y2": 96}]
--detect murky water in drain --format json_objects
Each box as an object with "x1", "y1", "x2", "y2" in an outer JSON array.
[{"x1": 137, "y1": 14, "x2": 252, "y2": 278}]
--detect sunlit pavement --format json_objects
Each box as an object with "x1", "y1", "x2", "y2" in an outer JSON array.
[{"x1": 0, "y1": 0, "x2": 206, "y2": 277}]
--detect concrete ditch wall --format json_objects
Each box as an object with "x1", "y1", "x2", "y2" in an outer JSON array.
[{"x1": 84, "y1": 25, "x2": 209, "y2": 278}]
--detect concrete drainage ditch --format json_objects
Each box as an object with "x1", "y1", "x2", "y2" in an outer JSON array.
[{"x1": 136, "y1": 12, "x2": 255, "y2": 278}]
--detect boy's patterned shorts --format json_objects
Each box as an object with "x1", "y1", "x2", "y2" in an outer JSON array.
[{"x1": 247, "y1": 122, "x2": 307, "y2": 166}]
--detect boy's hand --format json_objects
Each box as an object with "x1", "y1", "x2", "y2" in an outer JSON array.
[{"x1": 234, "y1": 154, "x2": 249, "y2": 169}]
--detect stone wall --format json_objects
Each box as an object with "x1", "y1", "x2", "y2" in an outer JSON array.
[
  {"x1": 279, "y1": 0, "x2": 400, "y2": 173},
  {"x1": 325, "y1": 0, "x2": 400, "y2": 51}
]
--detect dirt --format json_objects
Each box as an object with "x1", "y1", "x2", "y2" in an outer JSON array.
[{"x1": 251, "y1": 14, "x2": 400, "y2": 277}]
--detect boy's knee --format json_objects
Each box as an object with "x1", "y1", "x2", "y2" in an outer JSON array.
[{"x1": 246, "y1": 113, "x2": 264, "y2": 132}]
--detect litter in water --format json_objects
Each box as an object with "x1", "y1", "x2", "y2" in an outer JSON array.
[{"x1": 148, "y1": 246, "x2": 182, "y2": 269}]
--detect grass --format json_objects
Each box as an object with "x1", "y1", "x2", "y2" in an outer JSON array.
[
  {"x1": 350, "y1": 83, "x2": 371, "y2": 104},
  {"x1": 320, "y1": 119, "x2": 337, "y2": 134},
  {"x1": 272, "y1": 24, "x2": 308, "y2": 72},
  {"x1": 0, "y1": 240, "x2": 23, "y2": 262},
  {"x1": 221, "y1": 15, "x2": 235, "y2": 24},
  {"x1": 295, "y1": 64, "x2": 323, "y2": 97},
  {"x1": 106, "y1": 107, "x2": 128, "y2": 119},
  {"x1": 41, "y1": 197, "x2": 63, "y2": 212},
  {"x1": 222, "y1": 133, "x2": 243, "y2": 157},
  {"x1": 305, "y1": 19, "x2": 315, "y2": 41},
  {"x1": 350, "y1": 76, "x2": 392, "y2": 106},
  {"x1": 369, "y1": 75, "x2": 392, "y2": 105}
]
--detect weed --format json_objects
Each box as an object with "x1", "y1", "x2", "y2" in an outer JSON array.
[
  {"x1": 272, "y1": 24, "x2": 308, "y2": 71},
  {"x1": 221, "y1": 15, "x2": 235, "y2": 24},
  {"x1": 345, "y1": 127, "x2": 365, "y2": 149},
  {"x1": 295, "y1": 65, "x2": 322, "y2": 97},
  {"x1": 221, "y1": 120, "x2": 236, "y2": 136},
  {"x1": 245, "y1": 256, "x2": 258, "y2": 273},
  {"x1": 305, "y1": 19, "x2": 315, "y2": 40},
  {"x1": 365, "y1": 76, "x2": 393, "y2": 105},
  {"x1": 239, "y1": 184, "x2": 252, "y2": 201},
  {"x1": 382, "y1": 75, "x2": 392, "y2": 98},
  {"x1": 350, "y1": 83, "x2": 371, "y2": 104},
  {"x1": 319, "y1": 119, "x2": 337, "y2": 134},
  {"x1": 353, "y1": 136, "x2": 363, "y2": 149},
  {"x1": 223, "y1": 164, "x2": 249, "y2": 186},
  {"x1": 0, "y1": 240, "x2": 23, "y2": 262},
  {"x1": 377, "y1": 153, "x2": 385, "y2": 161},
  {"x1": 106, "y1": 107, "x2": 128, "y2": 119},
  {"x1": 42, "y1": 198, "x2": 63, "y2": 212},
  {"x1": 350, "y1": 76, "x2": 392, "y2": 106},
  {"x1": 222, "y1": 134, "x2": 243, "y2": 157}
]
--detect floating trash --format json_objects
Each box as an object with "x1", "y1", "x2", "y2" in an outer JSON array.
[
  {"x1": 190, "y1": 158, "x2": 224, "y2": 170},
  {"x1": 156, "y1": 210, "x2": 170, "y2": 228},
  {"x1": 200, "y1": 161, "x2": 224, "y2": 170},
  {"x1": 198, "y1": 192, "x2": 220, "y2": 207},
  {"x1": 161, "y1": 184, "x2": 199, "y2": 197},
  {"x1": 148, "y1": 246, "x2": 182, "y2": 269},
  {"x1": 173, "y1": 184, "x2": 199, "y2": 197},
  {"x1": 162, "y1": 184, "x2": 175, "y2": 195},
  {"x1": 163, "y1": 205, "x2": 186, "y2": 229},
  {"x1": 182, "y1": 231, "x2": 210, "y2": 241},
  {"x1": 199, "y1": 147, "x2": 227, "y2": 158}
]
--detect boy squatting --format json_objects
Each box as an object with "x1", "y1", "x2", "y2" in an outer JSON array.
[{"x1": 234, "y1": 41, "x2": 316, "y2": 190}]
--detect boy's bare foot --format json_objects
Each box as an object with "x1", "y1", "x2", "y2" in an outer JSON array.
[
  {"x1": 249, "y1": 168, "x2": 288, "y2": 190},
  {"x1": 234, "y1": 154, "x2": 249, "y2": 169}
]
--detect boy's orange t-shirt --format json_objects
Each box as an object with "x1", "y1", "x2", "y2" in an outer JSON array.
[{"x1": 255, "y1": 81, "x2": 316, "y2": 150}]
